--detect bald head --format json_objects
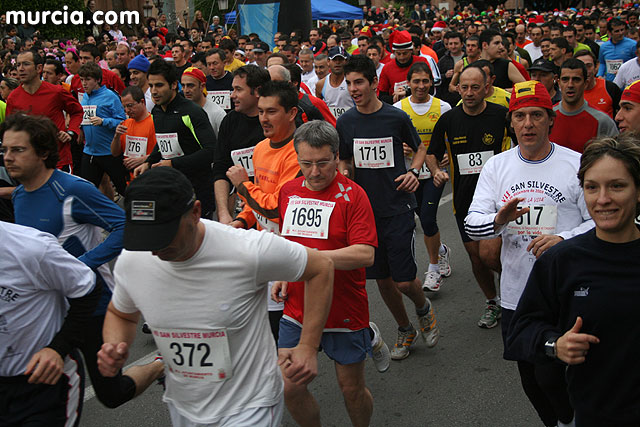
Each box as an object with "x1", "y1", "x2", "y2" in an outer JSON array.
[{"x1": 268, "y1": 64, "x2": 291, "y2": 82}]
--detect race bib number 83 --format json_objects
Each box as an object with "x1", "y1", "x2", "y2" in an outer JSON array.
[{"x1": 457, "y1": 151, "x2": 493, "y2": 175}]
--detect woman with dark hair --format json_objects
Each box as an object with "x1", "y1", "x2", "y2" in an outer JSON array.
[
  {"x1": 146, "y1": 17, "x2": 158, "y2": 38},
  {"x1": 508, "y1": 133, "x2": 640, "y2": 427}
]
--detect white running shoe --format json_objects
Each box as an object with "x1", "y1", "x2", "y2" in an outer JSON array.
[
  {"x1": 438, "y1": 244, "x2": 452, "y2": 277},
  {"x1": 369, "y1": 322, "x2": 391, "y2": 372},
  {"x1": 423, "y1": 270, "x2": 442, "y2": 292}
]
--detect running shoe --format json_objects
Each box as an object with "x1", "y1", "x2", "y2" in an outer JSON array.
[
  {"x1": 142, "y1": 322, "x2": 151, "y2": 334},
  {"x1": 477, "y1": 303, "x2": 501, "y2": 329},
  {"x1": 154, "y1": 355, "x2": 166, "y2": 390},
  {"x1": 417, "y1": 302, "x2": 439, "y2": 348},
  {"x1": 423, "y1": 270, "x2": 442, "y2": 292},
  {"x1": 369, "y1": 322, "x2": 391, "y2": 373},
  {"x1": 390, "y1": 325, "x2": 418, "y2": 360},
  {"x1": 438, "y1": 244, "x2": 452, "y2": 277}
]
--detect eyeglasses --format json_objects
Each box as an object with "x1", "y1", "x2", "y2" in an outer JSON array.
[
  {"x1": 299, "y1": 160, "x2": 334, "y2": 168},
  {"x1": 123, "y1": 103, "x2": 138, "y2": 109}
]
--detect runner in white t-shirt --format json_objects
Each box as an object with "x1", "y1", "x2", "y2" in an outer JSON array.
[
  {"x1": 464, "y1": 81, "x2": 593, "y2": 427},
  {"x1": 97, "y1": 167, "x2": 334, "y2": 426},
  {"x1": 613, "y1": 46, "x2": 640, "y2": 90},
  {"x1": 0, "y1": 221, "x2": 99, "y2": 427}
]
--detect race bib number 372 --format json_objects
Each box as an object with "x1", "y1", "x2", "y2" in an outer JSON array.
[
  {"x1": 353, "y1": 137, "x2": 394, "y2": 169},
  {"x1": 152, "y1": 328, "x2": 233, "y2": 382}
]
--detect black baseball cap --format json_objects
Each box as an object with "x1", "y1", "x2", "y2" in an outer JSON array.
[
  {"x1": 528, "y1": 58, "x2": 556, "y2": 74},
  {"x1": 123, "y1": 168, "x2": 196, "y2": 251},
  {"x1": 252, "y1": 41, "x2": 269, "y2": 53},
  {"x1": 328, "y1": 46, "x2": 349, "y2": 60}
]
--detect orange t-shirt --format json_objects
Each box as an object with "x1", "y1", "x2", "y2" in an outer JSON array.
[
  {"x1": 118, "y1": 114, "x2": 157, "y2": 158},
  {"x1": 236, "y1": 137, "x2": 300, "y2": 231}
]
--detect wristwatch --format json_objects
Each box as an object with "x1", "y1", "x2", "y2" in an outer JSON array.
[
  {"x1": 408, "y1": 168, "x2": 420, "y2": 178},
  {"x1": 66, "y1": 130, "x2": 77, "y2": 141},
  {"x1": 544, "y1": 337, "x2": 559, "y2": 358}
]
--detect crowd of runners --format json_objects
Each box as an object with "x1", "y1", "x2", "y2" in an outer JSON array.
[{"x1": 1, "y1": 1, "x2": 640, "y2": 426}]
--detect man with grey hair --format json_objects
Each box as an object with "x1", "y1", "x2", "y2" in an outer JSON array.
[
  {"x1": 299, "y1": 47, "x2": 316, "y2": 86},
  {"x1": 306, "y1": 54, "x2": 329, "y2": 91},
  {"x1": 274, "y1": 120, "x2": 390, "y2": 427}
]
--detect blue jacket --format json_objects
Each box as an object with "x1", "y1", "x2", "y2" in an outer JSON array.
[
  {"x1": 597, "y1": 37, "x2": 637, "y2": 81},
  {"x1": 13, "y1": 170, "x2": 125, "y2": 315},
  {"x1": 81, "y1": 85, "x2": 126, "y2": 156}
]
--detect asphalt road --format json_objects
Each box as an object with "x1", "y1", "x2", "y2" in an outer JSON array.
[{"x1": 81, "y1": 186, "x2": 540, "y2": 426}]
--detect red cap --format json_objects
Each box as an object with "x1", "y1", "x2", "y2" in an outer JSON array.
[
  {"x1": 390, "y1": 30, "x2": 413, "y2": 50},
  {"x1": 182, "y1": 67, "x2": 207, "y2": 85},
  {"x1": 432, "y1": 21, "x2": 447, "y2": 32},
  {"x1": 509, "y1": 81, "x2": 553, "y2": 112},
  {"x1": 621, "y1": 80, "x2": 640, "y2": 104}
]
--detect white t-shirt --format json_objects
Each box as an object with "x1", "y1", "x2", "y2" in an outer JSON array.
[
  {"x1": 464, "y1": 144, "x2": 594, "y2": 310},
  {"x1": 202, "y1": 98, "x2": 227, "y2": 137},
  {"x1": 301, "y1": 69, "x2": 317, "y2": 85},
  {"x1": 145, "y1": 87, "x2": 154, "y2": 113},
  {"x1": 112, "y1": 220, "x2": 308, "y2": 424},
  {"x1": 613, "y1": 57, "x2": 640, "y2": 89},
  {"x1": 0, "y1": 222, "x2": 95, "y2": 376},
  {"x1": 375, "y1": 62, "x2": 384, "y2": 78},
  {"x1": 524, "y1": 43, "x2": 543, "y2": 63}
]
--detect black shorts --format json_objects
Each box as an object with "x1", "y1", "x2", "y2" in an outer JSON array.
[
  {"x1": 454, "y1": 211, "x2": 473, "y2": 243},
  {"x1": 0, "y1": 350, "x2": 84, "y2": 427},
  {"x1": 366, "y1": 210, "x2": 417, "y2": 283}
]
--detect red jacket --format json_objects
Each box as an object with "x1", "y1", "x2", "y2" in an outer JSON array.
[
  {"x1": 70, "y1": 67, "x2": 125, "y2": 100},
  {"x1": 6, "y1": 81, "x2": 84, "y2": 168}
]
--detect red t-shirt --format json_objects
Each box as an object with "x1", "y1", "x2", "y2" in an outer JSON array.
[
  {"x1": 511, "y1": 58, "x2": 530, "y2": 81},
  {"x1": 70, "y1": 68, "x2": 125, "y2": 101},
  {"x1": 278, "y1": 173, "x2": 377, "y2": 331},
  {"x1": 378, "y1": 55, "x2": 428, "y2": 94},
  {"x1": 6, "y1": 81, "x2": 84, "y2": 168},
  {"x1": 550, "y1": 104, "x2": 607, "y2": 153}
]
